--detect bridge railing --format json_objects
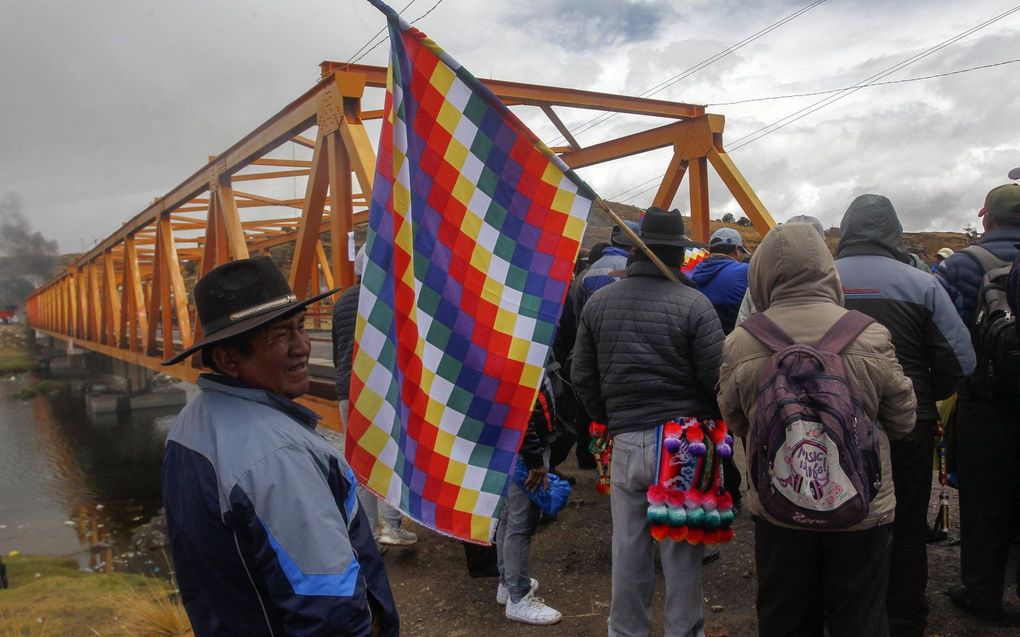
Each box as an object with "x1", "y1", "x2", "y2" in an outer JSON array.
[{"x1": 27, "y1": 62, "x2": 774, "y2": 429}]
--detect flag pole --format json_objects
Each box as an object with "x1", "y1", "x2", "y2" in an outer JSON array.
[{"x1": 593, "y1": 197, "x2": 679, "y2": 282}]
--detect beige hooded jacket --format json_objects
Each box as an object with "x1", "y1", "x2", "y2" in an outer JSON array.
[{"x1": 717, "y1": 223, "x2": 917, "y2": 530}]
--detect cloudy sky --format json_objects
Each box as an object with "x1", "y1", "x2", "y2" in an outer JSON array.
[{"x1": 1, "y1": 0, "x2": 1018, "y2": 253}]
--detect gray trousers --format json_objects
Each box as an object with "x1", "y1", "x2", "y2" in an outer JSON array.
[
  {"x1": 610, "y1": 429, "x2": 705, "y2": 637},
  {"x1": 338, "y1": 400, "x2": 404, "y2": 536},
  {"x1": 496, "y1": 473, "x2": 540, "y2": 603}
]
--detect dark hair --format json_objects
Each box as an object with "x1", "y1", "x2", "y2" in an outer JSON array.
[
  {"x1": 708, "y1": 243, "x2": 738, "y2": 256},
  {"x1": 587, "y1": 242, "x2": 610, "y2": 265},
  {"x1": 989, "y1": 215, "x2": 1020, "y2": 229},
  {"x1": 629, "y1": 244, "x2": 686, "y2": 268},
  {"x1": 201, "y1": 331, "x2": 256, "y2": 374}
]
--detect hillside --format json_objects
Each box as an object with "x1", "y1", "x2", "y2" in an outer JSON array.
[{"x1": 584, "y1": 202, "x2": 970, "y2": 267}]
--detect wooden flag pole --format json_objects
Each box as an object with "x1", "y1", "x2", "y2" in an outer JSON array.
[{"x1": 593, "y1": 197, "x2": 679, "y2": 282}]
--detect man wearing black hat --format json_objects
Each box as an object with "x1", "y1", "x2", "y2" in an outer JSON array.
[
  {"x1": 572, "y1": 208, "x2": 725, "y2": 637},
  {"x1": 161, "y1": 256, "x2": 398, "y2": 637}
]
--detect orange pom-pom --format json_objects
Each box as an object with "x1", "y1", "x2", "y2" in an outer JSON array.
[
  {"x1": 669, "y1": 525, "x2": 689, "y2": 542},
  {"x1": 719, "y1": 528, "x2": 735, "y2": 543},
  {"x1": 686, "y1": 528, "x2": 705, "y2": 544},
  {"x1": 651, "y1": 523, "x2": 669, "y2": 541},
  {"x1": 703, "y1": 529, "x2": 720, "y2": 545}
]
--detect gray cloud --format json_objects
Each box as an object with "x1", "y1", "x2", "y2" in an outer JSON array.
[{"x1": 507, "y1": 0, "x2": 675, "y2": 50}]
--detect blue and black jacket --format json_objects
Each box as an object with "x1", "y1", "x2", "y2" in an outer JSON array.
[
  {"x1": 163, "y1": 375, "x2": 398, "y2": 636},
  {"x1": 935, "y1": 227, "x2": 1020, "y2": 326},
  {"x1": 689, "y1": 256, "x2": 749, "y2": 334},
  {"x1": 835, "y1": 195, "x2": 975, "y2": 421}
]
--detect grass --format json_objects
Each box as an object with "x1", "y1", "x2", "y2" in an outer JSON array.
[
  {"x1": 0, "y1": 325, "x2": 37, "y2": 376},
  {"x1": 0, "y1": 555, "x2": 192, "y2": 637}
]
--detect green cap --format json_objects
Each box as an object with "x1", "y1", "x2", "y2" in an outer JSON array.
[{"x1": 978, "y1": 183, "x2": 1020, "y2": 219}]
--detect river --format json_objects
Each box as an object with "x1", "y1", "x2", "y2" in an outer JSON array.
[{"x1": 0, "y1": 369, "x2": 191, "y2": 570}]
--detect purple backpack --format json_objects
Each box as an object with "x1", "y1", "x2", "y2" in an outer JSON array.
[{"x1": 740, "y1": 311, "x2": 882, "y2": 529}]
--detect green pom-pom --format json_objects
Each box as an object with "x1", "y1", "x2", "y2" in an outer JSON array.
[
  {"x1": 647, "y1": 504, "x2": 669, "y2": 524},
  {"x1": 705, "y1": 509, "x2": 721, "y2": 530},
  {"x1": 667, "y1": 506, "x2": 687, "y2": 526},
  {"x1": 719, "y1": 510, "x2": 735, "y2": 528},
  {"x1": 687, "y1": 507, "x2": 705, "y2": 527}
]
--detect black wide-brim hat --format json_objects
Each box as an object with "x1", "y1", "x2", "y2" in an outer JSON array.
[
  {"x1": 640, "y1": 207, "x2": 699, "y2": 248},
  {"x1": 162, "y1": 256, "x2": 340, "y2": 365}
]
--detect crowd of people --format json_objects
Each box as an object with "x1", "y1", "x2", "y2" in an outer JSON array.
[{"x1": 158, "y1": 181, "x2": 1020, "y2": 637}]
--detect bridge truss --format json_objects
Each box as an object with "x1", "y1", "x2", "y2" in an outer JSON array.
[{"x1": 26, "y1": 62, "x2": 774, "y2": 428}]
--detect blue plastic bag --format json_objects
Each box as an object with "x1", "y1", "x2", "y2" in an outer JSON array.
[{"x1": 511, "y1": 461, "x2": 572, "y2": 517}]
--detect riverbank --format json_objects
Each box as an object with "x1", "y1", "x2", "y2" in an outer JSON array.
[
  {"x1": 0, "y1": 325, "x2": 37, "y2": 375},
  {"x1": 0, "y1": 554, "x2": 191, "y2": 636}
]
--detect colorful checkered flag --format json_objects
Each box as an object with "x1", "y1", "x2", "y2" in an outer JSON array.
[{"x1": 347, "y1": 0, "x2": 595, "y2": 543}]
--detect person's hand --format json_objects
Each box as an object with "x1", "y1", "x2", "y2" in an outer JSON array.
[{"x1": 524, "y1": 467, "x2": 549, "y2": 492}]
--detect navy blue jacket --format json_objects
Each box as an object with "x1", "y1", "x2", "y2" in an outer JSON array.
[
  {"x1": 576, "y1": 246, "x2": 629, "y2": 309},
  {"x1": 689, "y1": 256, "x2": 749, "y2": 334},
  {"x1": 331, "y1": 283, "x2": 360, "y2": 401},
  {"x1": 836, "y1": 255, "x2": 974, "y2": 421},
  {"x1": 935, "y1": 227, "x2": 1020, "y2": 326},
  {"x1": 163, "y1": 375, "x2": 398, "y2": 636}
]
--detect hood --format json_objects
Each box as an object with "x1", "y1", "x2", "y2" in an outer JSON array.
[
  {"x1": 835, "y1": 194, "x2": 912, "y2": 262},
  {"x1": 750, "y1": 223, "x2": 844, "y2": 311},
  {"x1": 689, "y1": 255, "x2": 739, "y2": 287}
]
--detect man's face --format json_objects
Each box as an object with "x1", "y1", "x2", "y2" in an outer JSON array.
[{"x1": 232, "y1": 312, "x2": 311, "y2": 399}]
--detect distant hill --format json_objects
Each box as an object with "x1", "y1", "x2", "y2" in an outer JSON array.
[{"x1": 583, "y1": 202, "x2": 972, "y2": 268}]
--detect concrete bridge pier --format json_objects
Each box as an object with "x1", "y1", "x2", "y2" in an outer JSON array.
[{"x1": 34, "y1": 333, "x2": 186, "y2": 415}]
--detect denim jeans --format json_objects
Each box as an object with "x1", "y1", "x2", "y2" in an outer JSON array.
[
  {"x1": 754, "y1": 517, "x2": 893, "y2": 637},
  {"x1": 495, "y1": 465, "x2": 540, "y2": 604},
  {"x1": 338, "y1": 400, "x2": 404, "y2": 536},
  {"x1": 609, "y1": 429, "x2": 705, "y2": 637}
]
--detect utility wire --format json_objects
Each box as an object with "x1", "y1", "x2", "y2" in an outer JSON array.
[
  {"x1": 707, "y1": 58, "x2": 1020, "y2": 106},
  {"x1": 610, "y1": 6, "x2": 1020, "y2": 202},
  {"x1": 346, "y1": 0, "x2": 418, "y2": 63},
  {"x1": 547, "y1": 0, "x2": 828, "y2": 146},
  {"x1": 348, "y1": 0, "x2": 446, "y2": 65},
  {"x1": 726, "y1": 5, "x2": 1020, "y2": 151}
]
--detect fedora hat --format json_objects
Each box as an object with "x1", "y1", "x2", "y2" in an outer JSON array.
[
  {"x1": 162, "y1": 256, "x2": 339, "y2": 365},
  {"x1": 640, "y1": 207, "x2": 698, "y2": 247}
]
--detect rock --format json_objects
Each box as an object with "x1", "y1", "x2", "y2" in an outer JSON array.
[{"x1": 711, "y1": 604, "x2": 725, "y2": 613}]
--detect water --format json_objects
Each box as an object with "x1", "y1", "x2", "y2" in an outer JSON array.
[{"x1": 0, "y1": 371, "x2": 187, "y2": 567}]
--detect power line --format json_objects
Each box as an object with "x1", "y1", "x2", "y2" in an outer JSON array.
[
  {"x1": 610, "y1": 6, "x2": 1020, "y2": 202},
  {"x1": 348, "y1": 0, "x2": 447, "y2": 66},
  {"x1": 707, "y1": 59, "x2": 1020, "y2": 106},
  {"x1": 346, "y1": 0, "x2": 419, "y2": 64},
  {"x1": 726, "y1": 5, "x2": 1020, "y2": 151},
  {"x1": 547, "y1": 0, "x2": 828, "y2": 146}
]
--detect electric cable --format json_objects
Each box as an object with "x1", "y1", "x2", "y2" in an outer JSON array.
[
  {"x1": 547, "y1": 0, "x2": 828, "y2": 146},
  {"x1": 610, "y1": 6, "x2": 1020, "y2": 202},
  {"x1": 707, "y1": 58, "x2": 1020, "y2": 106},
  {"x1": 727, "y1": 5, "x2": 1020, "y2": 151},
  {"x1": 349, "y1": 0, "x2": 447, "y2": 65}
]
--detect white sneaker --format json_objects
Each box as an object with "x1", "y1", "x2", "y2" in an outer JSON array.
[
  {"x1": 496, "y1": 577, "x2": 538, "y2": 605},
  {"x1": 505, "y1": 590, "x2": 562, "y2": 625},
  {"x1": 377, "y1": 524, "x2": 418, "y2": 546}
]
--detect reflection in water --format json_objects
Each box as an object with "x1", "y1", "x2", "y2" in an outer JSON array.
[{"x1": 0, "y1": 372, "x2": 176, "y2": 569}]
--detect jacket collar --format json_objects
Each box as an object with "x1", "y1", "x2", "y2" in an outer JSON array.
[
  {"x1": 197, "y1": 374, "x2": 321, "y2": 429},
  {"x1": 626, "y1": 259, "x2": 696, "y2": 287}
]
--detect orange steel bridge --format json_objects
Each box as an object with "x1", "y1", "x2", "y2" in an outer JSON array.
[{"x1": 26, "y1": 62, "x2": 775, "y2": 430}]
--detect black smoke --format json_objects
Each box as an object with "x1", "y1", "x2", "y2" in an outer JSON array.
[{"x1": 0, "y1": 193, "x2": 60, "y2": 307}]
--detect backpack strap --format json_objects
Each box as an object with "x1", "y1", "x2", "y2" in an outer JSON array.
[
  {"x1": 740, "y1": 312, "x2": 795, "y2": 353},
  {"x1": 816, "y1": 310, "x2": 875, "y2": 354},
  {"x1": 961, "y1": 245, "x2": 1012, "y2": 285}
]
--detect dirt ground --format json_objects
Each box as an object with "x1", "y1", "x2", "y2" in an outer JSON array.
[{"x1": 381, "y1": 450, "x2": 1020, "y2": 637}]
